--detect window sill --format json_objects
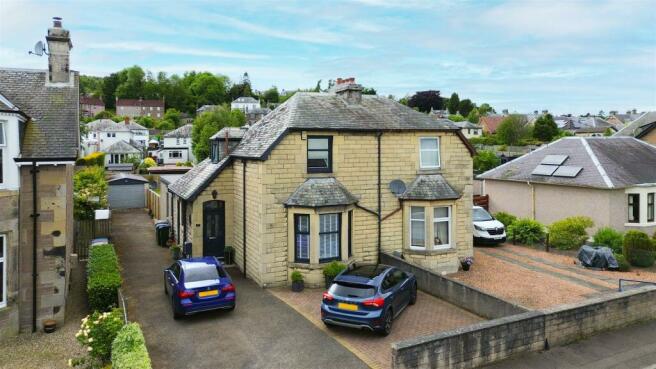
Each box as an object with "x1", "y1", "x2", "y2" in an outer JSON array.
[
  {"x1": 625, "y1": 222, "x2": 656, "y2": 227},
  {"x1": 404, "y1": 247, "x2": 456, "y2": 256},
  {"x1": 288, "y1": 257, "x2": 353, "y2": 270},
  {"x1": 417, "y1": 168, "x2": 442, "y2": 175}
]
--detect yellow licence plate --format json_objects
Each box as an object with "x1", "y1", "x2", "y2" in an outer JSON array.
[
  {"x1": 198, "y1": 290, "x2": 219, "y2": 297},
  {"x1": 338, "y1": 302, "x2": 358, "y2": 311}
]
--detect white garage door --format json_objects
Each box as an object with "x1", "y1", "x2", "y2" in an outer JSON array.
[{"x1": 108, "y1": 184, "x2": 145, "y2": 209}]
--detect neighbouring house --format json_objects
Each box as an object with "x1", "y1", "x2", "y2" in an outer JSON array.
[
  {"x1": 607, "y1": 110, "x2": 642, "y2": 126},
  {"x1": 614, "y1": 111, "x2": 656, "y2": 145},
  {"x1": 231, "y1": 97, "x2": 271, "y2": 125},
  {"x1": 165, "y1": 78, "x2": 475, "y2": 288},
  {"x1": 157, "y1": 124, "x2": 194, "y2": 165},
  {"x1": 428, "y1": 108, "x2": 448, "y2": 119},
  {"x1": 479, "y1": 136, "x2": 656, "y2": 235},
  {"x1": 209, "y1": 126, "x2": 247, "y2": 160},
  {"x1": 196, "y1": 104, "x2": 217, "y2": 115},
  {"x1": 0, "y1": 18, "x2": 78, "y2": 337},
  {"x1": 453, "y1": 121, "x2": 482, "y2": 138},
  {"x1": 79, "y1": 96, "x2": 104, "y2": 118},
  {"x1": 573, "y1": 126, "x2": 616, "y2": 137},
  {"x1": 116, "y1": 98, "x2": 165, "y2": 119},
  {"x1": 479, "y1": 115, "x2": 506, "y2": 134},
  {"x1": 82, "y1": 118, "x2": 148, "y2": 163}
]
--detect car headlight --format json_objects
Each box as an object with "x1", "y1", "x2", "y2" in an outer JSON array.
[{"x1": 474, "y1": 224, "x2": 484, "y2": 231}]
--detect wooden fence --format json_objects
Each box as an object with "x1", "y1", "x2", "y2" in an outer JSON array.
[
  {"x1": 473, "y1": 194, "x2": 489, "y2": 210},
  {"x1": 74, "y1": 219, "x2": 111, "y2": 260},
  {"x1": 146, "y1": 188, "x2": 161, "y2": 220}
]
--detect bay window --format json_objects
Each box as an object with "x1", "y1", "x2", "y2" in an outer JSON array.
[
  {"x1": 408, "y1": 205, "x2": 454, "y2": 250},
  {"x1": 319, "y1": 213, "x2": 340, "y2": 262},
  {"x1": 419, "y1": 137, "x2": 440, "y2": 169},
  {"x1": 410, "y1": 207, "x2": 425, "y2": 249},
  {"x1": 433, "y1": 207, "x2": 451, "y2": 249},
  {"x1": 294, "y1": 214, "x2": 310, "y2": 263},
  {"x1": 628, "y1": 194, "x2": 640, "y2": 223}
]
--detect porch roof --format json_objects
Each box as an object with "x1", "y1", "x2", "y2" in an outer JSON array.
[
  {"x1": 399, "y1": 174, "x2": 461, "y2": 201},
  {"x1": 284, "y1": 177, "x2": 359, "y2": 208}
]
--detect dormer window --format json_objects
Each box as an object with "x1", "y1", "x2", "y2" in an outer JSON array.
[
  {"x1": 211, "y1": 140, "x2": 220, "y2": 163},
  {"x1": 307, "y1": 136, "x2": 332, "y2": 173}
]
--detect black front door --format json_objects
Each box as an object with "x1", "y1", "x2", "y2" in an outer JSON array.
[{"x1": 203, "y1": 200, "x2": 225, "y2": 257}]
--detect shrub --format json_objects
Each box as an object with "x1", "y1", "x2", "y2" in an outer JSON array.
[
  {"x1": 142, "y1": 157, "x2": 156, "y2": 168},
  {"x1": 111, "y1": 323, "x2": 152, "y2": 369},
  {"x1": 593, "y1": 227, "x2": 624, "y2": 253},
  {"x1": 494, "y1": 212, "x2": 517, "y2": 227},
  {"x1": 76, "y1": 309, "x2": 124, "y2": 362},
  {"x1": 473, "y1": 150, "x2": 501, "y2": 172},
  {"x1": 623, "y1": 230, "x2": 656, "y2": 267},
  {"x1": 322, "y1": 261, "x2": 347, "y2": 278},
  {"x1": 507, "y1": 218, "x2": 545, "y2": 245},
  {"x1": 614, "y1": 253, "x2": 630, "y2": 272},
  {"x1": 87, "y1": 244, "x2": 122, "y2": 312},
  {"x1": 548, "y1": 216, "x2": 594, "y2": 250},
  {"x1": 74, "y1": 166, "x2": 108, "y2": 220},
  {"x1": 291, "y1": 270, "x2": 303, "y2": 283}
]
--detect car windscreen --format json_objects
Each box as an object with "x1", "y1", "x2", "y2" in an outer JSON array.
[
  {"x1": 473, "y1": 207, "x2": 493, "y2": 222},
  {"x1": 329, "y1": 282, "x2": 375, "y2": 298},
  {"x1": 184, "y1": 264, "x2": 222, "y2": 282}
]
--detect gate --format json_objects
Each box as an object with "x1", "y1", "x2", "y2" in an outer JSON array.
[{"x1": 74, "y1": 219, "x2": 111, "y2": 260}]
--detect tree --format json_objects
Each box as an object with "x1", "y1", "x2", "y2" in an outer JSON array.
[
  {"x1": 80, "y1": 75, "x2": 103, "y2": 97},
  {"x1": 467, "y1": 108, "x2": 480, "y2": 124},
  {"x1": 94, "y1": 110, "x2": 115, "y2": 120},
  {"x1": 496, "y1": 115, "x2": 530, "y2": 145},
  {"x1": 473, "y1": 150, "x2": 501, "y2": 172},
  {"x1": 458, "y1": 99, "x2": 475, "y2": 117},
  {"x1": 163, "y1": 108, "x2": 182, "y2": 127},
  {"x1": 156, "y1": 119, "x2": 175, "y2": 130},
  {"x1": 262, "y1": 87, "x2": 280, "y2": 103},
  {"x1": 533, "y1": 114, "x2": 559, "y2": 142},
  {"x1": 407, "y1": 90, "x2": 443, "y2": 113},
  {"x1": 115, "y1": 66, "x2": 146, "y2": 98},
  {"x1": 136, "y1": 116, "x2": 156, "y2": 128},
  {"x1": 448, "y1": 114, "x2": 465, "y2": 122},
  {"x1": 478, "y1": 103, "x2": 495, "y2": 115},
  {"x1": 102, "y1": 73, "x2": 120, "y2": 109},
  {"x1": 604, "y1": 127, "x2": 614, "y2": 136},
  {"x1": 192, "y1": 105, "x2": 246, "y2": 161},
  {"x1": 447, "y1": 92, "x2": 460, "y2": 114},
  {"x1": 362, "y1": 87, "x2": 377, "y2": 95},
  {"x1": 188, "y1": 72, "x2": 229, "y2": 107},
  {"x1": 313, "y1": 80, "x2": 322, "y2": 92}
]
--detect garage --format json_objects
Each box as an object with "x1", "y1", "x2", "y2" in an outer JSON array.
[{"x1": 108, "y1": 173, "x2": 148, "y2": 209}]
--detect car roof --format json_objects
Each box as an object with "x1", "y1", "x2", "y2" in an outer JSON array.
[
  {"x1": 179, "y1": 256, "x2": 219, "y2": 269},
  {"x1": 335, "y1": 264, "x2": 392, "y2": 285}
]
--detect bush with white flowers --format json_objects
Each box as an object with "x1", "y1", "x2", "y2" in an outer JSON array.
[{"x1": 75, "y1": 309, "x2": 124, "y2": 362}]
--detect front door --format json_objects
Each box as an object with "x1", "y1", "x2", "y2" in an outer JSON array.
[{"x1": 203, "y1": 200, "x2": 225, "y2": 257}]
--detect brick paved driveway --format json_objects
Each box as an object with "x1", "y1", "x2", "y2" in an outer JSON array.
[{"x1": 270, "y1": 288, "x2": 483, "y2": 369}]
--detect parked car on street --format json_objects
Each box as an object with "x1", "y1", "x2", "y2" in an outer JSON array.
[
  {"x1": 472, "y1": 206, "x2": 506, "y2": 244},
  {"x1": 164, "y1": 257, "x2": 236, "y2": 319},
  {"x1": 321, "y1": 264, "x2": 416, "y2": 336}
]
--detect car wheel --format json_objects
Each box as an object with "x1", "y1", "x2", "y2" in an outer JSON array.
[
  {"x1": 172, "y1": 298, "x2": 182, "y2": 320},
  {"x1": 378, "y1": 309, "x2": 393, "y2": 336},
  {"x1": 409, "y1": 283, "x2": 417, "y2": 305}
]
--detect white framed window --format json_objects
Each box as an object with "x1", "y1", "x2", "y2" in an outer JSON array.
[
  {"x1": 648, "y1": 193, "x2": 655, "y2": 223},
  {"x1": 419, "y1": 137, "x2": 440, "y2": 169},
  {"x1": 628, "y1": 193, "x2": 640, "y2": 223},
  {"x1": 1, "y1": 234, "x2": 6, "y2": 308},
  {"x1": 319, "y1": 213, "x2": 340, "y2": 262},
  {"x1": 176, "y1": 137, "x2": 180, "y2": 145},
  {"x1": 433, "y1": 206, "x2": 451, "y2": 249},
  {"x1": 169, "y1": 151, "x2": 182, "y2": 159},
  {"x1": 294, "y1": 214, "x2": 310, "y2": 263},
  {"x1": 410, "y1": 207, "x2": 425, "y2": 249},
  {"x1": 0, "y1": 121, "x2": 5, "y2": 146}
]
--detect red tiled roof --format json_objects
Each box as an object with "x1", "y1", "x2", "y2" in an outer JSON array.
[
  {"x1": 480, "y1": 116, "x2": 506, "y2": 134},
  {"x1": 116, "y1": 98, "x2": 165, "y2": 107},
  {"x1": 80, "y1": 96, "x2": 104, "y2": 106}
]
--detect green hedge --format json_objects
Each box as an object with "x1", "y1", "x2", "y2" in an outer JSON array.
[
  {"x1": 508, "y1": 218, "x2": 545, "y2": 245},
  {"x1": 623, "y1": 231, "x2": 656, "y2": 267},
  {"x1": 111, "y1": 323, "x2": 152, "y2": 369},
  {"x1": 593, "y1": 227, "x2": 624, "y2": 254},
  {"x1": 493, "y1": 212, "x2": 517, "y2": 228},
  {"x1": 548, "y1": 216, "x2": 594, "y2": 250},
  {"x1": 88, "y1": 244, "x2": 122, "y2": 312}
]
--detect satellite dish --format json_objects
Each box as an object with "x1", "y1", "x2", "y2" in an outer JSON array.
[
  {"x1": 29, "y1": 41, "x2": 45, "y2": 56},
  {"x1": 389, "y1": 179, "x2": 406, "y2": 196}
]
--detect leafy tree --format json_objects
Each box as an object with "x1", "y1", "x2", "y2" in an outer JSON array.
[
  {"x1": 458, "y1": 99, "x2": 475, "y2": 117},
  {"x1": 314, "y1": 80, "x2": 322, "y2": 92},
  {"x1": 188, "y1": 72, "x2": 229, "y2": 107},
  {"x1": 262, "y1": 87, "x2": 280, "y2": 103},
  {"x1": 478, "y1": 103, "x2": 495, "y2": 115},
  {"x1": 192, "y1": 105, "x2": 246, "y2": 160},
  {"x1": 136, "y1": 116, "x2": 156, "y2": 128},
  {"x1": 473, "y1": 150, "x2": 501, "y2": 172},
  {"x1": 398, "y1": 96, "x2": 409, "y2": 106},
  {"x1": 533, "y1": 114, "x2": 559, "y2": 142},
  {"x1": 102, "y1": 73, "x2": 120, "y2": 109},
  {"x1": 448, "y1": 114, "x2": 465, "y2": 122},
  {"x1": 362, "y1": 87, "x2": 377, "y2": 95},
  {"x1": 496, "y1": 115, "x2": 530, "y2": 145},
  {"x1": 115, "y1": 66, "x2": 146, "y2": 98},
  {"x1": 94, "y1": 110, "x2": 115, "y2": 120},
  {"x1": 156, "y1": 119, "x2": 175, "y2": 130},
  {"x1": 447, "y1": 92, "x2": 460, "y2": 114},
  {"x1": 467, "y1": 108, "x2": 480, "y2": 124},
  {"x1": 80, "y1": 75, "x2": 103, "y2": 97},
  {"x1": 407, "y1": 90, "x2": 443, "y2": 113},
  {"x1": 604, "y1": 128, "x2": 614, "y2": 136},
  {"x1": 163, "y1": 108, "x2": 182, "y2": 127}
]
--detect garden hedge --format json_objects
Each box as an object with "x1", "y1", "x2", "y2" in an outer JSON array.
[
  {"x1": 507, "y1": 218, "x2": 545, "y2": 245},
  {"x1": 593, "y1": 227, "x2": 624, "y2": 254},
  {"x1": 111, "y1": 323, "x2": 152, "y2": 369},
  {"x1": 87, "y1": 244, "x2": 122, "y2": 312},
  {"x1": 548, "y1": 216, "x2": 594, "y2": 250},
  {"x1": 623, "y1": 230, "x2": 656, "y2": 267}
]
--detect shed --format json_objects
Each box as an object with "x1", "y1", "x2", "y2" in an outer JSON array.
[{"x1": 107, "y1": 173, "x2": 149, "y2": 209}]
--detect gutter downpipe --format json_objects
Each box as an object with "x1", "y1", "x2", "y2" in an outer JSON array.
[
  {"x1": 377, "y1": 131, "x2": 382, "y2": 264},
  {"x1": 30, "y1": 161, "x2": 40, "y2": 333},
  {"x1": 242, "y1": 161, "x2": 247, "y2": 277},
  {"x1": 527, "y1": 181, "x2": 535, "y2": 219}
]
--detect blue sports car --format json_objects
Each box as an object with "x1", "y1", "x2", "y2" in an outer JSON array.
[
  {"x1": 164, "y1": 257, "x2": 236, "y2": 319},
  {"x1": 321, "y1": 264, "x2": 416, "y2": 335}
]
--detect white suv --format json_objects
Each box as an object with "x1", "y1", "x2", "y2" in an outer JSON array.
[{"x1": 472, "y1": 206, "x2": 506, "y2": 244}]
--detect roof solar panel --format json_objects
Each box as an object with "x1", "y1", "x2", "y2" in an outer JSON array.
[
  {"x1": 553, "y1": 166, "x2": 583, "y2": 178},
  {"x1": 541, "y1": 155, "x2": 568, "y2": 165},
  {"x1": 531, "y1": 164, "x2": 559, "y2": 176}
]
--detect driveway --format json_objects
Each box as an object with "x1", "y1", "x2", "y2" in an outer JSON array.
[{"x1": 112, "y1": 209, "x2": 368, "y2": 369}]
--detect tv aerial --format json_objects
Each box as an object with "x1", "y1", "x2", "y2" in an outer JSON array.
[{"x1": 28, "y1": 40, "x2": 47, "y2": 56}]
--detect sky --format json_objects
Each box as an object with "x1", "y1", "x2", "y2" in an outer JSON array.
[{"x1": 1, "y1": 0, "x2": 655, "y2": 115}]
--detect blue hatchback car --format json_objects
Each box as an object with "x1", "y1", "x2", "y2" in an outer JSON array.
[
  {"x1": 321, "y1": 264, "x2": 416, "y2": 335},
  {"x1": 163, "y1": 257, "x2": 236, "y2": 319}
]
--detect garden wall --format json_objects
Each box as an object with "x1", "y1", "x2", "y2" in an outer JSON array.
[
  {"x1": 381, "y1": 252, "x2": 528, "y2": 319},
  {"x1": 391, "y1": 285, "x2": 656, "y2": 369}
]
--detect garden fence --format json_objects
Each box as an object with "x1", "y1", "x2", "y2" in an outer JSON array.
[
  {"x1": 145, "y1": 188, "x2": 161, "y2": 220},
  {"x1": 74, "y1": 219, "x2": 111, "y2": 260}
]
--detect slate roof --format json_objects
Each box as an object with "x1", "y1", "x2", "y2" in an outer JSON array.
[
  {"x1": 164, "y1": 124, "x2": 193, "y2": 138},
  {"x1": 453, "y1": 121, "x2": 481, "y2": 130},
  {"x1": 0, "y1": 68, "x2": 79, "y2": 159},
  {"x1": 614, "y1": 111, "x2": 656, "y2": 137},
  {"x1": 230, "y1": 92, "x2": 461, "y2": 160},
  {"x1": 168, "y1": 157, "x2": 231, "y2": 200},
  {"x1": 116, "y1": 98, "x2": 164, "y2": 107},
  {"x1": 398, "y1": 175, "x2": 461, "y2": 200},
  {"x1": 80, "y1": 96, "x2": 104, "y2": 106},
  {"x1": 233, "y1": 97, "x2": 259, "y2": 104},
  {"x1": 478, "y1": 137, "x2": 656, "y2": 189},
  {"x1": 284, "y1": 178, "x2": 359, "y2": 207},
  {"x1": 210, "y1": 126, "x2": 247, "y2": 140},
  {"x1": 108, "y1": 173, "x2": 148, "y2": 184},
  {"x1": 87, "y1": 118, "x2": 147, "y2": 132},
  {"x1": 105, "y1": 140, "x2": 141, "y2": 154}
]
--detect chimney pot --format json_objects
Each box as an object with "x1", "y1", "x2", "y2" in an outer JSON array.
[
  {"x1": 53, "y1": 17, "x2": 62, "y2": 28},
  {"x1": 334, "y1": 77, "x2": 363, "y2": 105}
]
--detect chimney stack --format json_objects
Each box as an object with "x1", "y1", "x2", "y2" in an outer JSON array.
[
  {"x1": 334, "y1": 77, "x2": 363, "y2": 105},
  {"x1": 46, "y1": 17, "x2": 72, "y2": 84}
]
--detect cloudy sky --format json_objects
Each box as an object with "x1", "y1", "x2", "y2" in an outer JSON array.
[{"x1": 1, "y1": 0, "x2": 655, "y2": 114}]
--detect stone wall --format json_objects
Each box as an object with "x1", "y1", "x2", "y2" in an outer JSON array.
[
  {"x1": 0, "y1": 190, "x2": 20, "y2": 338},
  {"x1": 392, "y1": 285, "x2": 656, "y2": 369}
]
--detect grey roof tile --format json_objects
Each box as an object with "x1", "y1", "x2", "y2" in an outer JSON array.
[
  {"x1": 284, "y1": 177, "x2": 359, "y2": 207},
  {"x1": 105, "y1": 140, "x2": 141, "y2": 154},
  {"x1": 168, "y1": 157, "x2": 231, "y2": 200},
  {"x1": 615, "y1": 111, "x2": 656, "y2": 137},
  {"x1": 0, "y1": 68, "x2": 79, "y2": 159},
  {"x1": 399, "y1": 174, "x2": 461, "y2": 200},
  {"x1": 164, "y1": 124, "x2": 192, "y2": 138},
  {"x1": 210, "y1": 126, "x2": 247, "y2": 140},
  {"x1": 87, "y1": 118, "x2": 147, "y2": 132}
]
